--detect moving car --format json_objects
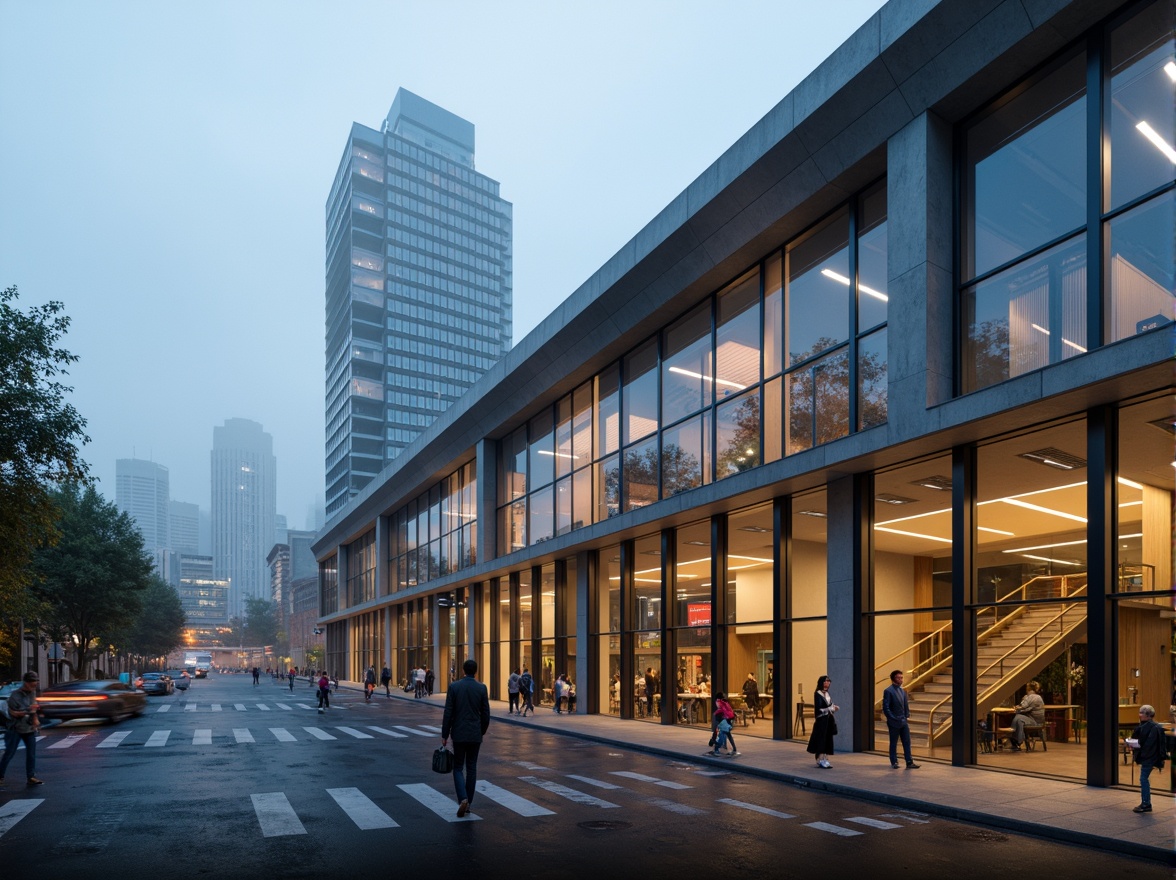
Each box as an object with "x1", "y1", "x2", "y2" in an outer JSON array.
[
  {"x1": 135, "y1": 672, "x2": 174, "y2": 696},
  {"x1": 37, "y1": 680, "x2": 148, "y2": 722},
  {"x1": 166, "y1": 669, "x2": 191, "y2": 690}
]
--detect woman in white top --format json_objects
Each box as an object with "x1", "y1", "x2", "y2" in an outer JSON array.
[{"x1": 806, "y1": 675, "x2": 839, "y2": 768}]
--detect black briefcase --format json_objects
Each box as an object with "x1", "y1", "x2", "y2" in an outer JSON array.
[{"x1": 432, "y1": 747, "x2": 453, "y2": 774}]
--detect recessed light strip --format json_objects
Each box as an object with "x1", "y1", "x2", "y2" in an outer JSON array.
[{"x1": 821, "y1": 268, "x2": 888, "y2": 302}]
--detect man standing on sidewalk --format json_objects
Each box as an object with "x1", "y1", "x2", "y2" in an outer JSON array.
[
  {"x1": 882, "y1": 669, "x2": 919, "y2": 769},
  {"x1": 0, "y1": 672, "x2": 44, "y2": 787},
  {"x1": 441, "y1": 658, "x2": 490, "y2": 818}
]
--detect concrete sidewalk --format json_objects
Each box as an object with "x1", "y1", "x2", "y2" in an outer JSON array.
[{"x1": 354, "y1": 682, "x2": 1172, "y2": 863}]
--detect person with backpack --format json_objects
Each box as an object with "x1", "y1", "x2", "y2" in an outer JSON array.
[
  {"x1": 507, "y1": 668, "x2": 521, "y2": 715},
  {"x1": 317, "y1": 672, "x2": 331, "y2": 712},
  {"x1": 518, "y1": 667, "x2": 534, "y2": 716},
  {"x1": 710, "y1": 692, "x2": 740, "y2": 757},
  {"x1": 364, "y1": 665, "x2": 377, "y2": 702},
  {"x1": 380, "y1": 664, "x2": 392, "y2": 698},
  {"x1": 1127, "y1": 704, "x2": 1167, "y2": 813}
]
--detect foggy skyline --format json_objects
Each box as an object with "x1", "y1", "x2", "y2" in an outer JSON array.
[{"x1": 0, "y1": 1, "x2": 887, "y2": 529}]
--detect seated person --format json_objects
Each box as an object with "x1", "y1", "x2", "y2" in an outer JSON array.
[{"x1": 1009, "y1": 681, "x2": 1045, "y2": 751}]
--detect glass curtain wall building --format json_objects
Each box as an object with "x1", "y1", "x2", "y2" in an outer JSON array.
[
  {"x1": 324, "y1": 88, "x2": 513, "y2": 517},
  {"x1": 315, "y1": 0, "x2": 1173, "y2": 800}
]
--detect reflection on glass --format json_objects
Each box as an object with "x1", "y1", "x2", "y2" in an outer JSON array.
[
  {"x1": 858, "y1": 328, "x2": 888, "y2": 430},
  {"x1": 661, "y1": 415, "x2": 705, "y2": 497},
  {"x1": 624, "y1": 339, "x2": 659, "y2": 444},
  {"x1": 529, "y1": 409, "x2": 554, "y2": 490},
  {"x1": 623, "y1": 438, "x2": 658, "y2": 512},
  {"x1": 858, "y1": 182, "x2": 888, "y2": 332},
  {"x1": 595, "y1": 454, "x2": 620, "y2": 521},
  {"x1": 529, "y1": 485, "x2": 553, "y2": 545},
  {"x1": 786, "y1": 349, "x2": 849, "y2": 454},
  {"x1": 596, "y1": 365, "x2": 620, "y2": 457},
  {"x1": 662, "y1": 302, "x2": 712, "y2": 425},
  {"x1": 787, "y1": 208, "x2": 850, "y2": 365},
  {"x1": 716, "y1": 390, "x2": 761, "y2": 478},
  {"x1": 716, "y1": 269, "x2": 761, "y2": 393},
  {"x1": 763, "y1": 378, "x2": 782, "y2": 464},
  {"x1": 764, "y1": 252, "x2": 783, "y2": 378},
  {"x1": 1108, "y1": 192, "x2": 1174, "y2": 344}
]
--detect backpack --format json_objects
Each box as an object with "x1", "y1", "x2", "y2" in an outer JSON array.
[{"x1": 519, "y1": 673, "x2": 533, "y2": 691}]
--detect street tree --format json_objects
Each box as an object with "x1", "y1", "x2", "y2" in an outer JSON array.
[
  {"x1": 32, "y1": 483, "x2": 153, "y2": 677},
  {"x1": 243, "y1": 597, "x2": 281, "y2": 651},
  {"x1": 0, "y1": 285, "x2": 90, "y2": 622},
  {"x1": 117, "y1": 576, "x2": 186, "y2": 667}
]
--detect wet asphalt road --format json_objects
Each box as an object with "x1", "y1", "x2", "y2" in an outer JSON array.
[{"x1": 0, "y1": 674, "x2": 1167, "y2": 879}]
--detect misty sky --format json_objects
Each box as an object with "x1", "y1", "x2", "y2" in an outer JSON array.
[{"x1": 1, "y1": 1, "x2": 887, "y2": 530}]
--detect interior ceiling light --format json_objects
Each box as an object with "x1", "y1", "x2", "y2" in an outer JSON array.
[
  {"x1": 875, "y1": 525, "x2": 952, "y2": 544},
  {"x1": 910, "y1": 475, "x2": 952, "y2": 491},
  {"x1": 737, "y1": 525, "x2": 770, "y2": 533},
  {"x1": 1001, "y1": 497, "x2": 1088, "y2": 523},
  {"x1": 1020, "y1": 553, "x2": 1083, "y2": 566},
  {"x1": 641, "y1": 549, "x2": 662, "y2": 556},
  {"x1": 796, "y1": 510, "x2": 827, "y2": 518},
  {"x1": 1019, "y1": 448, "x2": 1087, "y2": 470},
  {"x1": 820, "y1": 268, "x2": 888, "y2": 302},
  {"x1": 876, "y1": 493, "x2": 918, "y2": 505},
  {"x1": 878, "y1": 506, "x2": 951, "y2": 526},
  {"x1": 979, "y1": 526, "x2": 1015, "y2": 536},
  {"x1": 1136, "y1": 121, "x2": 1176, "y2": 164},
  {"x1": 1002, "y1": 538, "x2": 1086, "y2": 554},
  {"x1": 1117, "y1": 476, "x2": 1144, "y2": 490},
  {"x1": 683, "y1": 540, "x2": 708, "y2": 546},
  {"x1": 537, "y1": 450, "x2": 578, "y2": 459},
  {"x1": 668, "y1": 365, "x2": 745, "y2": 391}
]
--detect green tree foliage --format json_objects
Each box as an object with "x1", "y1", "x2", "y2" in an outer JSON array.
[
  {"x1": 0, "y1": 285, "x2": 90, "y2": 613},
  {"x1": 243, "y1": 597, "x2": 280, "y2": 649},
  {"x1": 119, "y1": 576, "x2": 186, "y2": 664},
  {"x1": 32, "y1": 483, "x2": 153, "y2": 677}
]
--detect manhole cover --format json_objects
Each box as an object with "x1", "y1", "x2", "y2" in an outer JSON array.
[{"x1": 578, "y1": 820, "x2": 632, "y2": 831}]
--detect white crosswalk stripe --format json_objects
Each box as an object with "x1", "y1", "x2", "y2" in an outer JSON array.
[
  {"x1": 257, "y1": 704, "x2": 271, "y2": 711},
  {"x1": 252, "y1": 792, "x2": 306, "y2": 837},
  {"x1": 156, "y1": 704, "x2": 171, "y2": 713},
  {"x1": 843, "y1": 816, "x2": 902, "y2": 830},
  {"x1": 336, "y1": 727, "x2": 373, "y2": 739},
  {"x1": 393, "y1": 725, "x2": 434, "y2": 737},
  {"x1": 717, "y1": 798, "x2": 795, "y2": 819},
  {"x1": 328, "y1": 787, "x2": 399, "y2": 829},
  {"x1": 211, "y1": 704, "x2": 222, "y2": 711},
  {"x1": 16, "y1": 736, "x2": 45, "y2": 750},
  {"x1": 516, "y1": 761, "x2": 550, "y2": 770},
  {"x1": 878, "y1": 811, "x2": 931, "y2": 825},
  {"x1": 275, "y1": 703, "x2": 293, "y2": 710},
  {"x1": 234, "y1": 729, "x2": 254, "y2": 743},
  {"x1": 368, "y1": 726, "x2": 408, "y2": 738},
  {"x1": 270, "y1": 728, "x2": 296, "y2": 742},
  {"x1": 398, "y1": 783, "x2": 479, "y2": 822},
  {"x1": 803, "y1": 821, "x2": 863, "y2": 837},
  {"x1": 0, "y1": 799, "x2": 43, "y2": 839},
  {"x1": 518, "y1": 776, "x2": 619, "y2": 808},
  {"x1": 647, "y1": 797, "x2": 706, "y2": 815},
  {"x1": 145, "y1": 730, "x2": 170, "y2": 747},
  {"x1": 303, "y1": 727, "x2": 336, "y2": 740},
  {"x1": 97, "y1": 731, "x2": 131, "y2": 749},
  {"x1": 193, "y1": 729, "x2": 212, "y2": 745},
  {"x1": 566, "y1": 774, "x2": 623, "y2": 790},
  {"x1": 296, "y1": 703, "x2": 313, "y2": 710},
  {"x1": 475, "y1": 780, "x2": 554, "y2": 816},
  {"x1": 235, "y1": 704, "x2": 247, "y2": 711},
  {"x1": 610, "y1": 770, "x2": 691, "y2": 790},
  {"x1": 48, "y1": 734, "x2": 87, "y2": 750},
  {"x1": 183, "y1": 703, "x2": 197, "y2": 712},
  {"x1": 419, "y1": 725, "x2": 442, "y2": 733}
]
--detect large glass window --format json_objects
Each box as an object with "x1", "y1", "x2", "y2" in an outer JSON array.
[
  {"x1": 673, "y1": 522, "x2": 712, "y2": 727},
  {"x1": 662, "y1": 303, "x2": 712, "y2": 425},
  {"x1": 631, "y1": 534, "x2": 663, "y2": 722},
  {"x1": 789, "y1": 492, "x2": 827, "y2": 741},
  {"x1": 726, "y1": 504, "x2": 775, "y2": 738},
  {"x1": 786, "y1": 209, "x2": 850, "y2": 366},
  {"x1": 716, "y1": 269, "x2": 761, "y2": 393},
  {"x1": 592, "y1": 546, "x2": 621, "y2": 715},
  {"x1": 661, "y1": 413, "x2": 707, "y2": 497}
]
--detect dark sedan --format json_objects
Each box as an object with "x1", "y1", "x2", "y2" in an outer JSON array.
[
  {"x1": 135, "y1": 673, "x2": 174, "y2": 696},
  {"x1": 37, "y1": 680, "x2": 148, "y2": 722}
]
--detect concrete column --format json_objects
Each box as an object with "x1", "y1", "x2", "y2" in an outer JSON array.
[
  {"x1": 575, "y1": 551, "x2": 590, "y2": 715},
  {"x1": 374, "y1": 514, "x2": 387, "y2": 599},
  {"x1": 476, "y1": 439, "x2": 498, "y2": 565},
  {"x1": 886, "y1": 110, "x2": 953, "y2": 424},
  {"x1": 826, "y1": 474, "x2": 868, "y2": 750}
]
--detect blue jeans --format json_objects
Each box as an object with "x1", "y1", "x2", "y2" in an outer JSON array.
[
  {"x1": 1140, "y1": 762, "x2": 1155, "y2": 806},
  {"x1": 888, "y1": 722, "x2": 913, "y2": 765},
  {"x1": 452, "y1": 741, "x2": 481, "y2": 805},
  {"x1": 713, "y1": 729, "x2": 730, "y2": 752},
  {"x1": 0, "y1": 728, "x2": 37, "y2": 780}
]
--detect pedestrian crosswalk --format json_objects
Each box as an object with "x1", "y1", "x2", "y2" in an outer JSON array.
[
  {"x1": 153, "y1": 703, "x2": 323, "y2": 713},
  {"x1": 0, "y1": 768, "x2": 933, "y2": 843},
  {"x1": 19, "y1": 723, "x2": 444, "y2": 751}
]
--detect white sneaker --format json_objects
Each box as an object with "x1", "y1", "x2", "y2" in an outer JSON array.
[
  {"x1": 820, "y1": 759, "x2": 832, "y2": 768},
  {"x1": 730, "y1": 750, "x2": 741, "y2": 757}
]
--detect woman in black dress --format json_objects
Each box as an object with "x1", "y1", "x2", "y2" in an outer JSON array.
[{"x1": 806, "y1": 674, "x2": 838, "y2": 768}]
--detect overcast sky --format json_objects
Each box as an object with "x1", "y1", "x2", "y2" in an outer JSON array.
[{"x1": 1, "y1": 0, "x2": 887, "y2": 530}]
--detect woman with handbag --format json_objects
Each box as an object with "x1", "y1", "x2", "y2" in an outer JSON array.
[{"x1": 806, "y1": 674, "x2": 838, "y2": 768}]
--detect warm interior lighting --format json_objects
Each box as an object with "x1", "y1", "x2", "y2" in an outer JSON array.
[
  {"x1": 1029, "y1": 323, "x2": 1086, "y2": 353},
  {"x1": 874, "y1": 526, "x2": 952, "y2": 544},
  {"x1": 978, "y1": 526, "x2": 1015, "y2": 536},
  {"x1": 1136, "y1": 121, "x2": 1176, "y2": 164},
  {"x1": 1117, "y1": 476, "x2": 1144, "y2": 490},
  {"x1": 821, "y1": 268, "x2": 888, "y2": 302},
  {"x1": 1001, "y1": 497, "x2": 1087, "y2": 523},
  {"x1": 1020, "y1": 554, "x2": 1083, "y2": 566},
  {"x1": 1002, "y1": 538, "x2": 1086, "y2": 554},
  {"x1": 668, "y1": 365, "x2": 746, "y2": 391},
  {"x1": 537, "y1": 450, "x2": 578, "y2": 459}
]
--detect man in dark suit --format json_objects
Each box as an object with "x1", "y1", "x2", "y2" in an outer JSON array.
[
  {"x1": 441, "y1": 658, "x2": 491, "y2": 818},
  {"x1": 882, "y1": 669, "x2": 920, "y2": 769}
]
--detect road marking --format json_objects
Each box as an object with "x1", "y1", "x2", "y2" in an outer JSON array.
[
  {"x1": 251, "y1": 792, "x2": 306, "y2": 837},
  {"x1": 610, "y1": 770, "x2": 691, "y2": 790},
  {"x1": 419, "y1": 724, "x2": 442, "y2": 733},
  {"x1": 844, "y1": 816, "x2": 903, "y2": 830},
  {"x1": 296, "y1": 703, "x2": 313, "y2": 710},
  {"x1": 337, "y1": 727, "x2": 374, "y2": 739},
  {"x1": 475, "y1": 780, "x2": 554, "y2": 816},
  {"x1": 303, "y1": 727, "x2": 336, "y2": 740},
  {"x1": 145, "y1": 730, "x2": 170, "y2": 747},
  {"x1": 393, "y1": 725, "x2": 434, "y2": 737},
  {"x1": 275, "y1": 703, "x2": 292, "y2": 710},
  {"x1": 48, "y1": 734, "x2": 87, "y2": 750},
  {"x1": 647, "y1": 797, "x2": 706, "y2": 815},
  {"x1": 566, "y1": 774, "x2": 623, "y2": 790},
  {"x1": 193, "y1": 729, "x2": 212, "y2": 745},
  {"x1": 15, "y1": 737, "x2": 46, "y2": 750},
  {"x1": 327, "y1": 787, "x2": 399, "y2": 829},
  {"x1": 156, "y1": 704, "x2": 171, "y2": 713},
  {"x1": 515, "y1": 760, "x2": 550, "y2": 770},
  {"x1": 211, "y1": 704, "x2": 222, "y2": 711},
  {"x1": 368, "y1": 726, "x2": 408, "y2": 738},
  {"x1": 270, "y1": 728, "x2": 297, "y2": 742},
  {"x1": 234, "y1": 729, "x2": 255, "y2": 743},
  {"x1": 878, "y1": 811, "x2": 931, "y2": 825},
  {"x1": 518, "y1": 776, "x2": 619, "y2": 808},
  {"x1": 397, "y1": 783, "x2": 479, "y2": 822},
  {"x1": 235, "y1": 703, "x2": 247, "y2": 711},
  {"x1": 803, "y1": 821, "x2": 863, "y2": 837},
  {"x1": 257, "y1": 704, "x2": 271, "y2": 711},
  {"x1": 184, "y1": 703, "x2": 197, "y2": 711},
  {"x1": 97, "y1": 731, "x2": 131, "y2": 748},
  {"x1": 0, "y1": 799, "x2": 43, "y2": 839},
  {"x1": 717, "y1": 798, "x2": 795, "y2": 820}
]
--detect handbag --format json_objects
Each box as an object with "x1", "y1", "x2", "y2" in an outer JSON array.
[{"x1": 432, "y1": 746, "x2": 454, "y2": 774}]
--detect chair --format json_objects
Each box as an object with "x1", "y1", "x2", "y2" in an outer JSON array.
[
  {"x1": 1023, "y1": 722, "x2": 1048, "y2": 751},
  {"x1": 978, "y1": 716, "x2": 994, "y2": 754}
]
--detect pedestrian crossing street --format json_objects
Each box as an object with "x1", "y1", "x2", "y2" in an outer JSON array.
[
  {"x1": 16, "y1": 722, "x2": 444, "y2": 751},
  {"x1": 0, "y1": 765, "x2": 932, "y2": 841},
  {"x1": 153, "y1": 702, "x2": 356, "y2": 713}
]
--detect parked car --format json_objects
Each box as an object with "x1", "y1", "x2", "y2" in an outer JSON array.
[
  {"x1": 135, "y1": 672, "x2": 174, "y2": 696},
  {"x1": 166, "y1": 669, "x2": 191, "y2": 691},
  {"x1": 37, "y1": 680, "x2": 148, "y2": 722}
]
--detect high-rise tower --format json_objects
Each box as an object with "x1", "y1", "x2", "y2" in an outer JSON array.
[
  {"x1": 114, "y1": 458, "x2": 169, "y2": 571},
  {"x1": 211, "y1": 418, "x2": 277, "y2": 619},
  {"x1": 324, "y1": 88, "x2": 513, "y2": 517}
]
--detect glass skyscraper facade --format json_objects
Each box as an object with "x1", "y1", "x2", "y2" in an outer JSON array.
[{"x1": 325, "y1": 88, "x2": 513, "y2": 517}]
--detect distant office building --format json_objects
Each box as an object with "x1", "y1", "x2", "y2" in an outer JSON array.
[
  {"x1": 268, "y1": 529, "x2": 318, "y2": 642},
  {"x1": 211, "y1": 418, "x2": 277, "y2": 619},
  {"x1": 177, "y1": 554, "x2": 229, "y2": 644},
  {"x1": 275, "y1": 514, "x2": 288, "y2": 548},
  {"x1": 307, "y1": 497, "x2": 326, "y2": 533},
  {"x1": 114, "y1": 458, "x2": 169, "y2": 570},
  {"x1": 170, "y1": 500, "x2": 201, "y2": 556},
  {"x1": 288, "y1": 575, "x2": 320, "y2": 671},
  {"x1": 324, "y1": 87, "x2": 513, "y2": 517}
]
